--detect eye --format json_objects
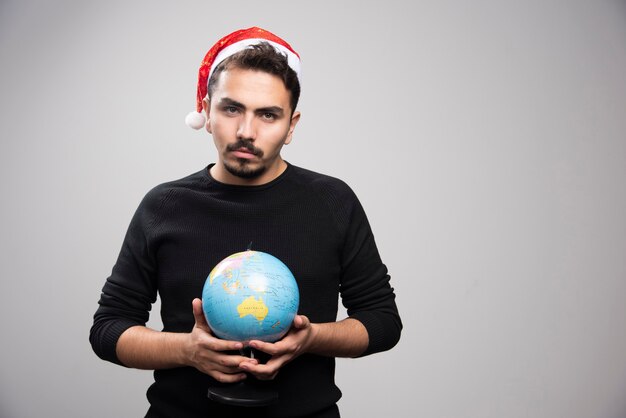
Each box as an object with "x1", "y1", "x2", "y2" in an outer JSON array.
[
  {"x1": 261, "y1": 112, "x2": 276, "y2": 121},
  {"x1": 222, "y1": 106, "x2": 240, "y2": 115}
]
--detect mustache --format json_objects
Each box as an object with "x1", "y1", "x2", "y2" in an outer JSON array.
[{"x1": 226, "y1": 139, "x2": 264, "y2": 157}]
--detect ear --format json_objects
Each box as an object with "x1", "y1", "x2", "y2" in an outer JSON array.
[
  {"x1": 284, "y1": 111, "x2": 301, "y2": 145},
  {"x1": 202, "y1": 97, "x2": 212, "y2": 133}
]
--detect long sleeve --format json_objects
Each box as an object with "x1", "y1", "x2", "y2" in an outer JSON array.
[
  {"x1": 89, "y1": 188, "x2": 162, "y2": 365},
  {"x1": 314, "y1": 178, "x2": 402, "y2": 356}
]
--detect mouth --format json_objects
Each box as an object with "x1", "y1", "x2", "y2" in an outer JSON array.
[
  {"x1": 231, "y1": 147, "x2": 258, "y2": 160},
  {"x1": 226, "y1": 140, "x2": 263, "y2": 159}
]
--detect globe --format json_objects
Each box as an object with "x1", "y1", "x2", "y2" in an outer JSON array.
[{"x1": 202, "y1": 250, "x2": 300, "y2": 343}]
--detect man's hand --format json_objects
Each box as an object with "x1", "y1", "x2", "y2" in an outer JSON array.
[
  {"x1": 239, "y1": 315, "x2": 317, "y2": 380},
  {"x1": 184, "y1": 298, "x2": 257, "y2": 383},
  {"x1": 239, "y1": 315, "x2": 369, "y2": 380},
  {"x1": 116, "y1": 299, "x2": 256, "y2": 382}
]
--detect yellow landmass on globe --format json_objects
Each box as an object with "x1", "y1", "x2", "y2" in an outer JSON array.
[{"x1": 237, "y1": 296, "x2": 268, "y2": 321}]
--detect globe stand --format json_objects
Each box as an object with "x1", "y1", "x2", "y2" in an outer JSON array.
[
  {"x1": 207, "y1": 348, "x2": 278, "y2": 407},
  {"x1": 208, "y1": 380, "x2": 278, "y2": 407}
]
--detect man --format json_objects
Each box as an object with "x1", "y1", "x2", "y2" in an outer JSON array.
[{"x1": 90, "y1": 27, "x2": 402, "y2": 418}]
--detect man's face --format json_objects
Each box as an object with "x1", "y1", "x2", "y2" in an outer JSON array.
[{"x1": 204, "y1": 67, "x2": 300, "y2": 185}]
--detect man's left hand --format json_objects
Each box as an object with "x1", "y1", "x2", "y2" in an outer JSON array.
[{"x1": 240, "y1": 314, "x2": 317, "y2": 380}]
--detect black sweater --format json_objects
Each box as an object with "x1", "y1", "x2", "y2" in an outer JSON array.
[{"x1": 90, "y1": 163, "x2": 402, "y2": 418}]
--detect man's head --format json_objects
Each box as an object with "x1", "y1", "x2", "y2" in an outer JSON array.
[{"x1": 185, "y1": 27, "x2": 301, "y2": 130}]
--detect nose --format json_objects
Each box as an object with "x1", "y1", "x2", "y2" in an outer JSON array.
[{"x1": 237, "y1": 113, "x2": 256, "y2": 141}]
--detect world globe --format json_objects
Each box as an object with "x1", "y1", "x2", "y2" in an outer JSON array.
[{"x1": 202, "y1": 250, "x2": 300, "y2": 343}]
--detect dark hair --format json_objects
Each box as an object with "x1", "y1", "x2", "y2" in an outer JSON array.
[{"x1": 207, "y1": 42, "x2": 301, "y2": 113}]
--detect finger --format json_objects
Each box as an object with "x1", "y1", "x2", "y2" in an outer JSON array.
[
  {"x1": 239, "y1": 361, "x2": 280, "y2": 381},
  {"x1": 208, "y1": 370, "x2": 248, "y2": 384},
  {"x1": 210, "y1": 356, "x2": 254, "y2": 373},
  {"x1": 293, "y1": 315, "x2": 310, "y2": 329},
  {"x1": 199, "y1": 335, "x2": 244, "y2": 352},
  {"x1": 214, "y1": 353, "x2": 258, "y2": 369},
  {"x1": 195, "y1": 352, "x2": 256, "y2": 377},
  {"x1": 248, "y1": 340, "x2": 279, "y2": 356},
  {"x1": 192, "y1": 298, "x2": 211, "y2": 331}
]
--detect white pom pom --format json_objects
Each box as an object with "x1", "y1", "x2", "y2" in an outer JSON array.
[{"x1": 185, "y1": 111, "x2": 206, "y2": 130}]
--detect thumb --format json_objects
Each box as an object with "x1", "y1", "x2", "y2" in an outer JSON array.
[
  {"x1": 293, "y1": 314, "x2": 310, "y2": 329},
  {"x1": 192, "y1": 298, "x2": 211, "y2": 331}
]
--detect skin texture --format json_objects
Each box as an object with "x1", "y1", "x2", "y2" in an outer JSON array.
[{"x1": 115, "y1": 68, "x2": 369, "y2": 382}]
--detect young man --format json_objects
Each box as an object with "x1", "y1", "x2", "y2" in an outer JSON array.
[{"x1": 90, "y1": 27, "x2": 401, "y2": 418}]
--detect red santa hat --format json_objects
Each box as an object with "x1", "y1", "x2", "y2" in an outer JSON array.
[{"x1": 185, "y1": 27, "x2": 302, "y2": 130}]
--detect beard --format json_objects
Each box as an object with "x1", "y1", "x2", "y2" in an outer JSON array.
[
  {"x1": 223, "y1": 159, "x2": 267, "y2": 179},
  {"x1": 224, "y1": 138, "x2": 266, "y2": 179}
]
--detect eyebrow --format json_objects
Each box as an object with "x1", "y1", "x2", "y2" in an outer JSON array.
[
  {"x1": 218, "y1": 97, "x2": 245, "y2": 109},
  {"x1": 218, "y1": 97, "x2": 285, "y2": 117}
]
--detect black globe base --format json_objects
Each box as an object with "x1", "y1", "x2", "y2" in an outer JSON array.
[{"x1": 208, "y1": 380, "x2": 278, "y2": 407}]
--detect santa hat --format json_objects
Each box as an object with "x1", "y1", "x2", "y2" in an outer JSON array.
[{"x1": 185, "y1": 27, "x2": 301, "y2": 130}]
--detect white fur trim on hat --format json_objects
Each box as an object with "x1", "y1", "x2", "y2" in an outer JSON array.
[{"x1": 209, "y1": 38, "x2": 302, "y2": 85}]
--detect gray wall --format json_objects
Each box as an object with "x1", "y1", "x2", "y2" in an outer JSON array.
[{"x1": 1, "y1": 1, "x2": 625, "y2": 417}]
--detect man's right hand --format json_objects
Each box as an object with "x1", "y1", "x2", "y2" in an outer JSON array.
[
  {"x1": 115, "y1": 299, "x2": 256, "y2": 383},
  {"x1": 185, "y1": 298, "x2": 257, "y2": 383}
]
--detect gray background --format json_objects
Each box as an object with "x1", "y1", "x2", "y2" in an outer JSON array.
[{"x1": 1, "y1": 1, "x2": 626, "y2": 417}]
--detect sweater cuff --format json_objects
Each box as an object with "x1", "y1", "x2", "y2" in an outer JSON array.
[
  {"x1": 350, "y1": 311, "x2": 400, "y2": 357},
  {"x1": 96, "y1": 319, "x2": 143, "y2": 366}
]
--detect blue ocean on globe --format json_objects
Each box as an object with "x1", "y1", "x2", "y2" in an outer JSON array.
[{"x1": 202, "y1": 250, "x2": 300, "y2": 343}]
